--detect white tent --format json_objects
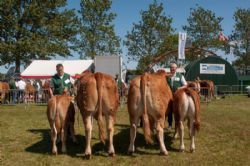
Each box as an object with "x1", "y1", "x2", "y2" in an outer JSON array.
[
  {"x1": 21, "y1": 60, "x2": 94, "y2": 79},
  {"x1": 157, "y1": 67, "x2": 186, "y2": 73}
]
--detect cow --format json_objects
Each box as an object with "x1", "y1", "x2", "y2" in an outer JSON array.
[
  {"x1": 127, "y1": 70, "x2": 173, "y2": 156},
  {"x1": 47, "y1": 95, "x2": 77, "y2": 155},
  {"x1": 76, "y1": 71, "x2": 119, "y2": 158},
  {"x1": 173, "y1": 88, "x2": 201, "y2": 152},
  {"x1": 24, "y1": 82, "x2": 36, "y2": 102},
  {"x1": 0, "y1": 81, "x2": 10, "y2": 104},
  {"x1": 42, "y1": 80, "x2": 51, "y2": 102},
  {"x1": 198, "y1": 80, "x2": 215, "y2": 102}
]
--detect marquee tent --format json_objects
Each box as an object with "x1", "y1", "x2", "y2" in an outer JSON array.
[{"x1": 21, "y1": 60, "x2": 94, "y2": 79}]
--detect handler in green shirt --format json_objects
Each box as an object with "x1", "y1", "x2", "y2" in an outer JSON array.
[
  {"x1": 167, "y1": 62, "x2": 187, "y2": 129},
  {"x1": 50, "y1": 63, "x2": 72, "y2": 96}
]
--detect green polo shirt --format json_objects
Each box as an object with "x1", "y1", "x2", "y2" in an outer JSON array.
[
  {"x1": 167, "y1": 73, "x2": 183, "y2": 93},
  {"x1": 51, "y1": 73, "x2": 71, "y2": 95}
]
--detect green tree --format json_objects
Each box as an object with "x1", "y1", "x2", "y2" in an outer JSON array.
[
  {"x1": 230, "y1": 8, "x2": 250, "y2": 67},
  {"x1": 124, "y1": 0, "x2": 174, "y2": 71},
  {"x1": 183, "y1": 5, "x2": 224, "y2": 60},
  {"x1": 0, "y1": 0, "x2": 79, "y2": 73},
  {"x1": 78, "y1": 0, "x2": 121, "y2": 59}
]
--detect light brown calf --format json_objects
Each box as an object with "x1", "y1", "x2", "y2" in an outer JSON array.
[
  {"x1": 173, "y1": 88, "x2": 201, "y2": 152},
  {"x1": 0, "y1": 82, "x2": 10, "y2": 104},
  {"x1": 25, "y1": 83, "x2": 36, "y2": 102},
  {"x1": 47, "y1": 95, "x2": 77, "y2": 155},
  {"x1": 198, "y1": 80, "x2": 215, "y2": 102},
  {"x1": 76, "y1": 71, "x2": 119, "y2": 158}
]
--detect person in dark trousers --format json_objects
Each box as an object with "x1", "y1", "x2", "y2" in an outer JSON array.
[
  {"x1": 49, "y1": 64, "x2": 72, "y2": 96},
  {"x1": 8, "y1": 77, "x2": 17, "y2": 103},
  {"x1": 166, "y1": 63, "x2": 187, "y2": 129}
]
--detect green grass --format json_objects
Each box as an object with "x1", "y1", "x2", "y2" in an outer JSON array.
[{"x1": 1, "y1": 96, "x2": 250, "y2": 166}]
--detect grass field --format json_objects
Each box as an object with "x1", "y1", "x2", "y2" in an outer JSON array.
[{"x1": 1, "y1": 96, "x2": 250, "y2": 166}]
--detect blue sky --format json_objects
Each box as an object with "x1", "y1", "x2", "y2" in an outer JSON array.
[{"x1": 0, "y1": 0, "x2": 249, "y2": 73}]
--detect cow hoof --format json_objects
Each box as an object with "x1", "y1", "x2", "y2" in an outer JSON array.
[
  {"x1": 109, "y1": 153, "x2": 115, "y2": 157},
  {"x1": 85, "y1": 154, "x2": 91, "y2": 160},
  {"x1": 52, "y1": 151, "x2": 58, "y2": 155},
  {"x1": 179, "y1": 149, "x2": 185, "y2": 152},
  {"x1": 160, "y1": 151, "x2": 168, "y2": 156},
  {"x1": 127, "y1": 151, "x2": 134, "y2": 156},
  {"x1": 190, "y1": 149, "x2": 195, "y2": 153}
]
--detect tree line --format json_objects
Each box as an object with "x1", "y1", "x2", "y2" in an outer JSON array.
[{"x1": 0, "y1": 0, "x2": 249, "y2": 73}]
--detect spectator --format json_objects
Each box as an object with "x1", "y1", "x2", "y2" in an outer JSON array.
[
  {"x1": 49, "y1": 64, "x2": 73, "y2": 96},
  {"x1": 33, "y1": 79, "x2": 41, "y2": 102},
  {"x1": 166, "y1": 62, "x2": 187, "y2": 129},
  {"x1": 8, "y1": 76, "x2": 17, "y2": 103},
  {"x1": 17, "y1": 78, "x2": 26, "y2": 102}
]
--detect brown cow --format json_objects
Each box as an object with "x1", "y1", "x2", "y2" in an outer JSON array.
[
  {"x1": 42, "y1": 80, "x2": 51, "y2": 102},
  {"x1": 47, "y1": 95, "x2": 77, "y2": 155},
  {"x1": 76, "y1": 71, "x2": 119, "y2": 158},
  {"x1": 0, "y1": 81, "x2": 10, "y2": 104},
  {"x1": 198, "y1": 80, "x2": 215, "y2": 102},
  {"x1": 173, "y1": 88, "x2": 201, "y2": 152},
  {"x1": 25, "y1": 82, "x2": 36, "y2": 102},
  {"x1": 127, "y1": 71, "x2": 173, "y2": 155}
]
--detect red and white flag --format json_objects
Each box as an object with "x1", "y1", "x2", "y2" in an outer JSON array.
[{"x1": 219, "y1": 32, "x2": 229, "y2": 42}]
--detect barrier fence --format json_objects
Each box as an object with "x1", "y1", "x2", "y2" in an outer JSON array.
[
  {"x1": 0, "y1": 85, "x2": 249, "y2": 105},
  {"x1": 0, "y1": 89, "x2": 50, "y2": 105}
]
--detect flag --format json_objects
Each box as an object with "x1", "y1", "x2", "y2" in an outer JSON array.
[
  {"x1": 178, "y1": 32, "x2": 187, "y2": 60},
  {"x1": 219, "y1": 32, "x2": 229, "y2": 42}
]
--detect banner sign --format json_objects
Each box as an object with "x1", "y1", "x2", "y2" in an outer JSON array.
[
  {"x1": 178, "y1": 32, "x2": 187, "y2": 60},
  {"x1": 200, "y1": 63, "x2": 225, "y2": 74}
]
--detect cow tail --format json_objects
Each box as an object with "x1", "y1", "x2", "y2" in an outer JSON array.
[
  {"x1": 95, "y1": 73, "x2": 106, "y2": 144},
  {"x1": 141, "y1": 74, "x2": 153, "y2": 144},
  {"x1": 185, "y1": 89, "x2": 200, "y2": 132},
  {"x1": 193, "y1": 91, "x2": 201, "y2": 132}
]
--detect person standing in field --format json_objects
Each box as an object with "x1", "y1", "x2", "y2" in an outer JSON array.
[
  {"x1": 166, "y1": 62, "x2": 187, "y2": 129},
  {"x1": 49, "y1": 64, "x2": 73, "y2": 96}
]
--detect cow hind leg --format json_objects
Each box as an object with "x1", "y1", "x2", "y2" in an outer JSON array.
[
  {"x1": 61, "y1": 124, "x2": 67, "y2": 153},
  {"x1": 83, "y1": 114, "x2": 93, "y2": 159},
  {"x1": 189, "y1": 119, "x2": 196, "y2": 152},
  {"x1": 128, "y1": 113, "x2": 141, "y2": 155},
  {"x1": 179, "y1": 121, "x2": 185, "y2": 152},
  {"x1": 106, "y1": 115, "x2": 115, "y2": 157},
  {"x1": 156, "y1": 118, "x2": 168, "y2": 156},
  {"x1": 51, "y1": 124, "x2": 58, "y2": 155}
]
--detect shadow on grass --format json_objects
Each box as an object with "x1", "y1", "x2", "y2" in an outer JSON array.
[
  {"x1": 111, "y1": 123, "x2": 178, "y2": 156},
  {"x1": 25, "y1": 129, "x2": 86, "y2": 158},
  {"x1": 25, "y1": 124, "x2": 178, "y2": 158}
]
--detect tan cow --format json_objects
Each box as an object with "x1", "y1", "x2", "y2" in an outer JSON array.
[
  {"x1": 0, "y1": 81, "x2": 10, "y2": 104},
  {"x1": 47, "y1": 95, "x2": 77, "y2": 155},
  {"x1": 173, "y1": 88, "x2": 201, "y2": 152},
  {"x1": 25, "y1": 82, "x2": 36, "y2": 102},
  {"x1": 76, "y1": 71, "x2": 119, "y2": 158},
  {"x1": 127, "y1": 71, "x2": 173, "y2": 155},
  {"x1": 198, "y1": 80, "x2": 215, "y2": 102}
]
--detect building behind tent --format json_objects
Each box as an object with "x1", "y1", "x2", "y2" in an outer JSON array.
[{"x1": 94, "y1": 55, "x2": 126, "y2": 81}]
